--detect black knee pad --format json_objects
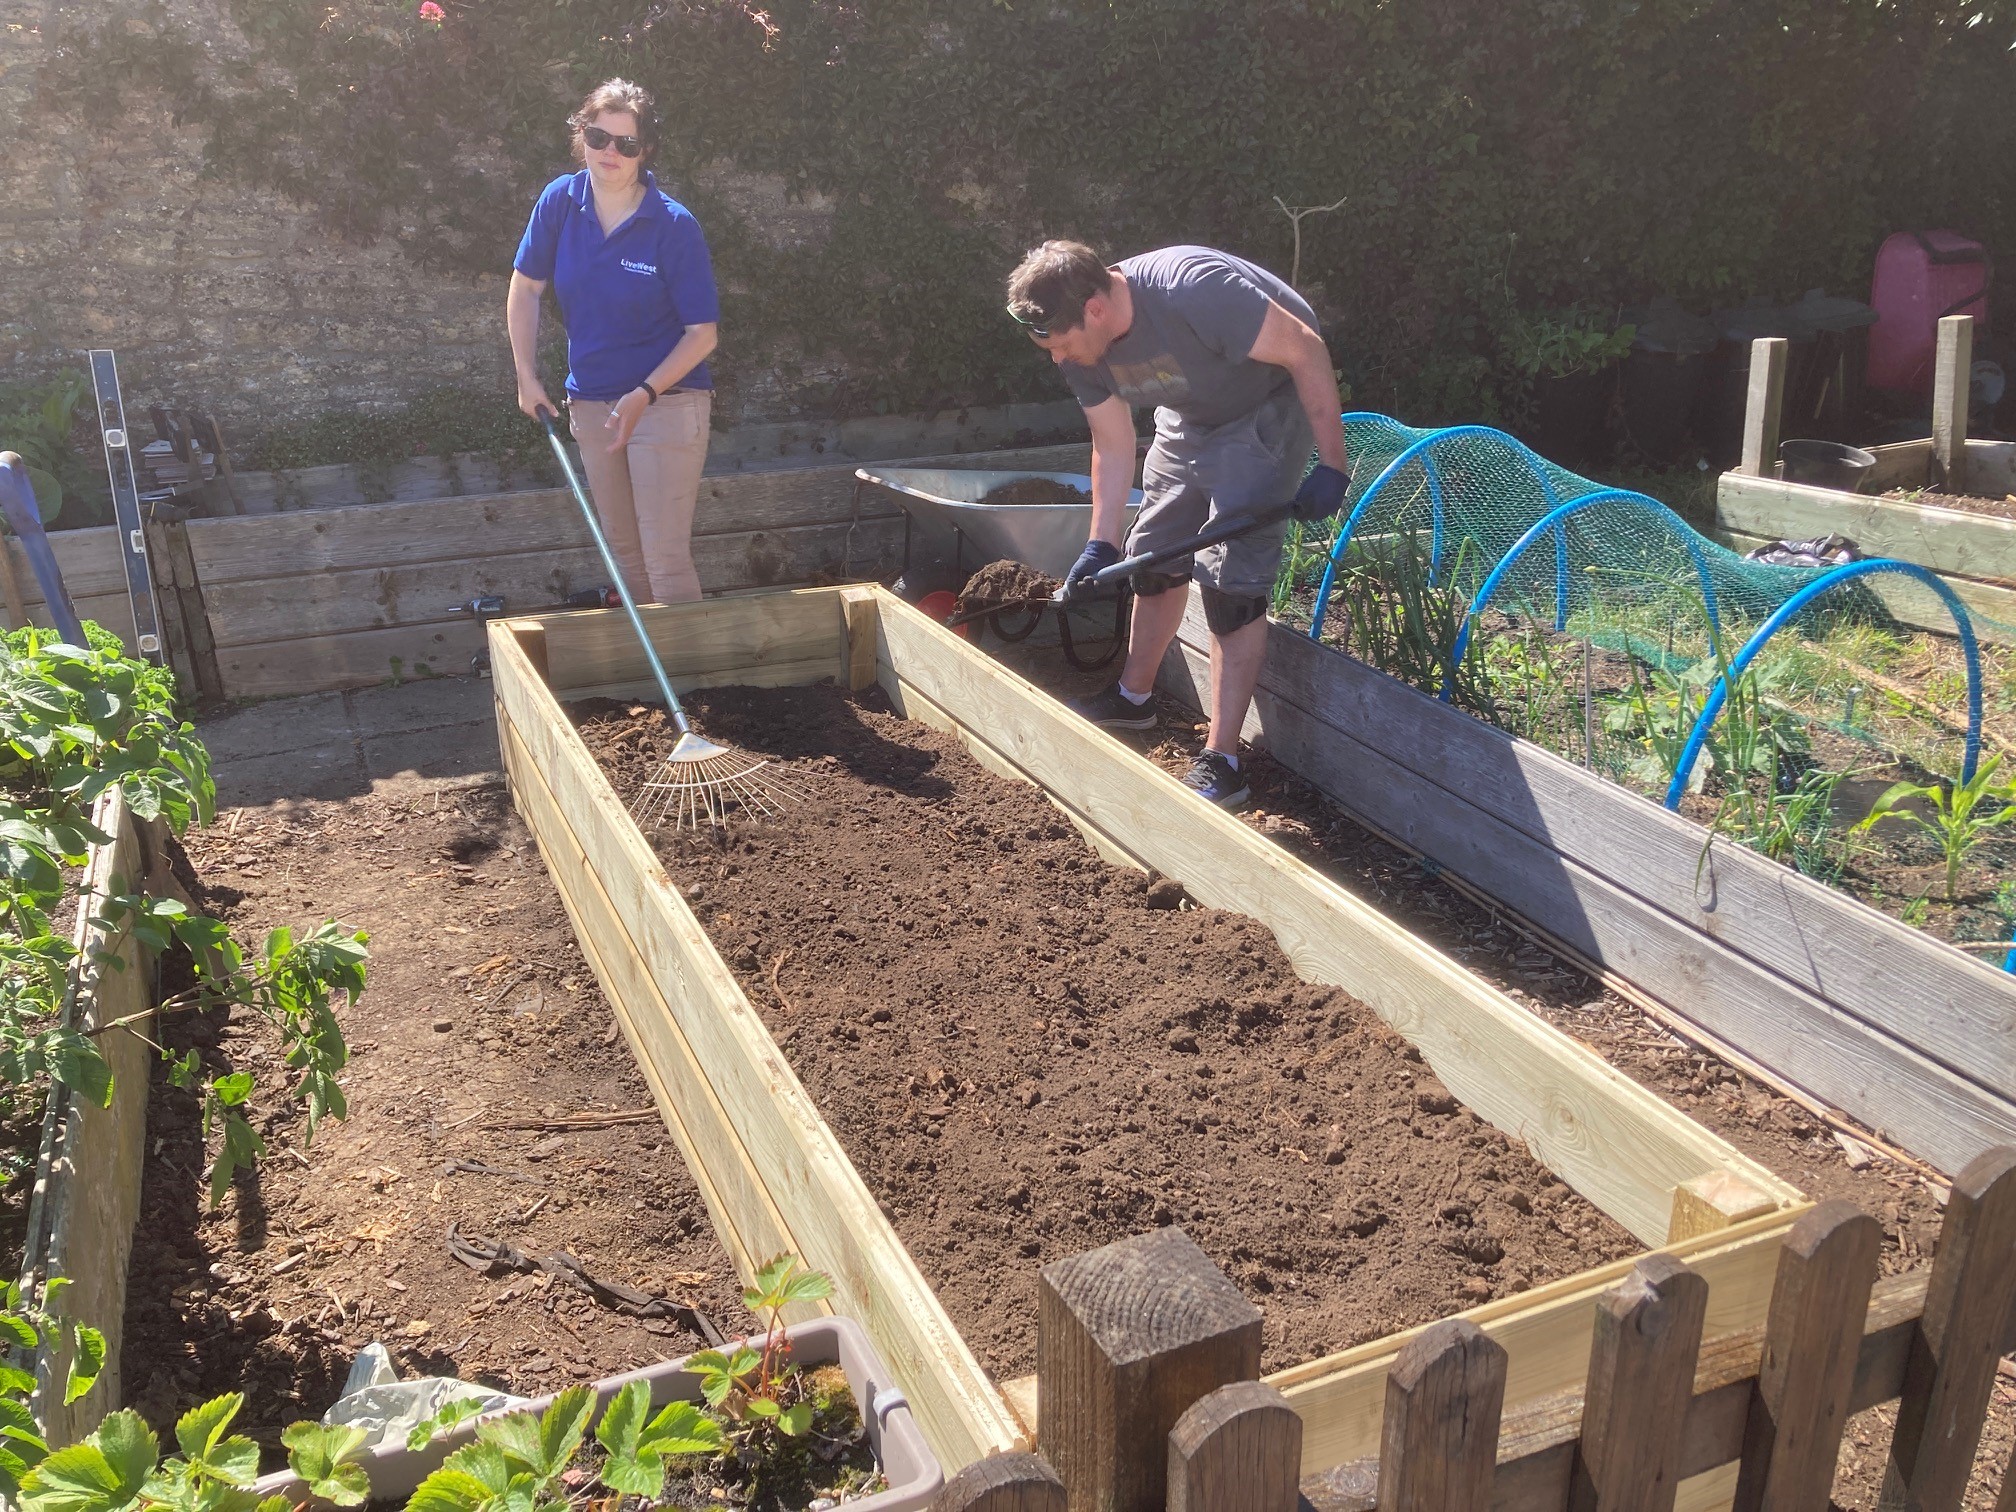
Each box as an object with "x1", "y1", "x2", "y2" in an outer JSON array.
[
  {"x1": 1129, "y1": 568, "x2": 1189, "y2": 598},
  {"x1": 1201, "y1": 585, "x2": 1268, "y2": 635}
]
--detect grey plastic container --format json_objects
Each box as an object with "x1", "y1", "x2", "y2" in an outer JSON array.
[{"x1": 250, "y1": 1317, "x2": 941, "y2": 1511}]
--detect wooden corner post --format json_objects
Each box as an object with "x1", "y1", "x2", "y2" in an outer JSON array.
[
  {"x1": 1037, "y1": 1226, "x2": 1263, "y2": 1512},
  {"x1": 1739, "y1": 337, "x2": 1788, "y2": 479},
  {"x1": 840, "y1": 585, "x2": 881, "y2": 692},
  {"x1": 1933, "y1": 314, "x2": 1975, "y2": 493}
]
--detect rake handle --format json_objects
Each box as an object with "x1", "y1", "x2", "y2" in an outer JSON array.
[{"x1": 536, "y1": 407, "x2": 693, "y2": 735}]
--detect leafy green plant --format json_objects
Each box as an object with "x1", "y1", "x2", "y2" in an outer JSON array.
[
  {"x1": 0, "y1": 1277, "x2": 107, "y2": 1498},
  {"x1": 1713, "y1": 763, "x2": 1854, "y2": 878},
  {"x1": 0, "y1": 623, "x2": 367, "y2": 1204},
  {"x1": 1854, "y1": 753, "x2": 2016, "y2": 902},
  {"x1": 690, "y1": 1254, "x2": 835, "y2": 1438},
  {"x1": 405, "y1": 1398, "x2": 490, "y2": 1453},
  {"x1": 592, "y1": 1382, "x2": 723, "y2": 1497},
  {"x1": 1320, "y1": 530, "x2": 1492, "y2": 714},
  {"x1": 0, "y1": 371, "x2": 99, "y2": 527},
  {"x1": 1501, "y1": 306, "x2": 1637, "y2": 380}
]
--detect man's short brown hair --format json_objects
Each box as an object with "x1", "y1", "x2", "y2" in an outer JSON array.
[{"x1": 1006, "y1": 240, "x2": 1113, "y2": 333}]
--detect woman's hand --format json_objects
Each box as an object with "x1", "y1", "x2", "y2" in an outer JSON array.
[
  {"x1": 603, "y1": 387, "x2": 652, "y2": 449},
  {"x1": 515, "y1": 374, "x2": 555, "y2": 421}
]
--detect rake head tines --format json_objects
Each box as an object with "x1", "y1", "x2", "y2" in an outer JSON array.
[{"x1": 631, "y1": 729, "x2": 806, "y2": 832}]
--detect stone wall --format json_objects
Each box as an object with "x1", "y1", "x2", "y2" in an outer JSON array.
[{"x1": 1, "y1": 0, "x2": 531, "y2": 440}]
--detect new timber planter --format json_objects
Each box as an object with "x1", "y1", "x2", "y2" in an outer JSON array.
[
  {"x1": 488, "y1": 587, "x2": 1808, "y2": 1501},
  {"x1": 251, "y1": 1316, "x2": 942, "y2": 1511}
]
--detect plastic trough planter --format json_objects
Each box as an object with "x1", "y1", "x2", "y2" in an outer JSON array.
[{"x1": 250, "y1": 1317, "x2": 941, "y2": 1511}]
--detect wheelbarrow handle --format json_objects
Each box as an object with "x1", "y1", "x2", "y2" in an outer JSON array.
[{"x1": 1060, "y1": 499, "x2": 1294, "y2": 603}]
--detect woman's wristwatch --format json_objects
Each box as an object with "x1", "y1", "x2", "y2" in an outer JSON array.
[{"x1": 636, "y1": 381, "x2": 660, "y2": 405}]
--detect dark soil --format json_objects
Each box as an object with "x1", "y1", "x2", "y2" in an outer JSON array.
[
  {"x1": 574, "y1": 685, "x2": 1639, "y2": 1379},
  {"x1": 956, "y1": 559, "x2": 1059, "y2": 618},
  {"x1": 118, "y1": 781, "x2": 755, "y2": 1458},
  {"x1": 980, "y1": 478, "x2": 1091, "y2": 507},
  {"x1": 1884, "y1": 487, "x2": 2016, "y2": 522}
]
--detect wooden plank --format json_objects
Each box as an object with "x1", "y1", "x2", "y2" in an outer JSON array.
[
  {"x1": 488, "y1": 617, "x2": 1020, "y2": 1470},
  {"x1": 1715, "y1": 525, "x2": 2016, "y2": 649},
  {"x1": 1168, "y1": 1382, "x2": 1302, "y2": 1512},
  {"x1": 1271, "y1": 1207, "x2": 1804, "y2": 1477},
  {"x1": 1376, "y1": 1319, "x2": 1507, "y2": 1512},
  {"x1": 1037, "y1": 1227, "x2": 1261, "y2": 1512},
  {"x1": 1934, "y1": 316, "x2": 1975, "y2": 493},
  {"x1": 189, "y1": 440, "x2": 1092, "y2": 584},
  {"x1": 1739, "y1": 338, "x2": 1787, "y2": 479},
  {"x1": 1570, "y1": 1255, "x2": 1707, "y2": 1512},
  {"x1": 875, "y1": 590, "x2": 1796, "y2": 1248},
  {"x1": 20, "y1": 791, "x2": 149, "y2": 1445},
  {"x1": 1868, "y1": 439, "x2": 1937, "y2": 493},
  {"x1": 1164, "y1": 605, "x2": 2016, "y2": 1169},
  {"x1": 1879, "y1": 1146, "x2": 2016, "y2": 1512},
  {"x1": 930, "y1": 1453, "x2": 1067, "y2": 1512},
  {"x1": 1966, "y1": 439, "x2": 2016, "y2": 496},
  {"x1": 202, "y1": 518, "x2": 902, "y2": 650},
  {"x1": 1731, "y1": 1202, "x2": 1881, "y2": 1512},
  {"x1": 1717, "y1": 471, "x2": 2016, "y2": 585},
  {"x1": 5, "y1": 527, "x2": 129, "y2": 604},
  {"x1": 840, "y1": 586, "x2": 879, "y2": 691},
  {"x1": 537, "y1": 588, "x2": 845, "y2": 695}
]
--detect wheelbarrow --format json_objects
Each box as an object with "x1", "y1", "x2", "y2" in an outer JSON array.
[{"x1": 850, "y1": 466, "x2": 1143, "y2": 669}]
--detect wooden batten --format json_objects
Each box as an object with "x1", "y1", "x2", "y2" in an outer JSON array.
[{"x1": 495, "y1": 584, "x2": 1807, "y2": 1480}]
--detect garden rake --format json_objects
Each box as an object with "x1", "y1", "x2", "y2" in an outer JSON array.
[{"x1": 536, "y1": 408, "x2": 806, "y2": 830}]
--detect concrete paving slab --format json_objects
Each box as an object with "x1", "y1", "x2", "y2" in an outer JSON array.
[{"x1": 201, "y1": 675, "x2": 502, "y2": 808}]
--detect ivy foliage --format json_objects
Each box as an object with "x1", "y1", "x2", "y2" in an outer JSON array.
[{"x1": 56, "y1": 0, "x2": 2016, "y2": 424}]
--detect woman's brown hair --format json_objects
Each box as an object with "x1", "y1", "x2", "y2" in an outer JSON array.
[{"x1": 568, "y1": 78, "x2": 656, "y2": 164}]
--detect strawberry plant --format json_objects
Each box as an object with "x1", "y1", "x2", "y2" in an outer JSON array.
[
  {"x1": 0, "y1": 623, "x2": 368, "y2": 1204},
  {"x1": 689, "y1": 1253, "x2": 836, "y2": 1438}
]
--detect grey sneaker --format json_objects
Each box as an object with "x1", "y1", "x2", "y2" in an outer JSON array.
[
  {"x1": 1182, "y1": 750, "x2": 1250, "y2": 809},
  {"x1": 1065, "y1": 683, "x2": 1157, "y2": 730}
]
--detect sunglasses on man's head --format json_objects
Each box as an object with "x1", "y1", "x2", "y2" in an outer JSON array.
[
  {"x1": 1006, "y1": 303, "x2": 1056, "y2": 340},
  {"x1": 583, "y1": 125, "x2": 644, "y2": 158}
]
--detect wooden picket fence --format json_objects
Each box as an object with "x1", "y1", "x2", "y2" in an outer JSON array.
[{"x1": 933, "y1": 1147, "x2": 2016, "y2": 1512}]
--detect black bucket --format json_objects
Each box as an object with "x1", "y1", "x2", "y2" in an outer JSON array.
[{"x1": 1779, "y1": 439, "x2": 1876, "y2": 493}]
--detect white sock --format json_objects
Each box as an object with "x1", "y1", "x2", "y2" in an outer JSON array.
[
  {"x1": 1206, "y1": 747, "x2": 1240, "y2": 771},
  {"x1": 1116, "y1": 683, "x2": 1151, "y2": 705}
]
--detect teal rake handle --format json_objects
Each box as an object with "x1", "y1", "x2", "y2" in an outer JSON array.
[{"x1": 536, "y1": 408, "x2": 695, "y2": 736}]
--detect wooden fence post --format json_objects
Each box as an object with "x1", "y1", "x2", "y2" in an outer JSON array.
[
  {"x1": 1732, "y1": 1199, "x2": 1882, "y2": 1512},
  {"x1": 1933, "y1": 314, "x2": 1975, "y2": 493},
  {"x1": 1037, "y1": 1226, "x2": 1262, "y2": 1512},
  {"x1": 1880, "y1": 1145, "x2": 2016, "y2": 1512},
  {"x1": 1570, "y1": 1252, "x2": 1708, "y2": 1512},
  {"x1": 1739, "y1": 337, "x2": 1788, "y2": 478},
  {"x1": 931, "y1": 1452, "x2": 1066, "y2": 1512},
  {"x1": 1166, "y1": 1379, "x2": 1301, "y2": 1512},
  {"x1": 1376, "y1": 1317, "x2": 1508, "y2": 1512}
]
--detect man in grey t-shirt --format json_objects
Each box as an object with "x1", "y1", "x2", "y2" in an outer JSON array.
[{"x1": 1005, "y1": 240, "x2": 1350, "y2": 807}]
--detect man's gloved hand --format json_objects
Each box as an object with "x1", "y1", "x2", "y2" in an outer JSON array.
[
  {"x1": 1059, "y1": 539, "x2": 1122, "y2": 600},
  {"x1": 1292, "y1": 463, "x2": 1352, "y2": 522}
]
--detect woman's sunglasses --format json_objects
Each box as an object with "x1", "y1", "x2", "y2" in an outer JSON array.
[{"x1": 582, "y1": 125, "x2": 644, "y2": 158}]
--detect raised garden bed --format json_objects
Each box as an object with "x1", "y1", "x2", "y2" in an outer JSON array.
[
  {"x1": 1156, "y1": 593, "x2": 2016, "y2": 1176},
  {"x1": 487, "y1": 586, "x2": 1808, "y2": 1489}
]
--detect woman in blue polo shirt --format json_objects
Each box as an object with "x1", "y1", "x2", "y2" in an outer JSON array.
[{"x1": 507, "y1": 78, "x2": 721, "y2": 605}]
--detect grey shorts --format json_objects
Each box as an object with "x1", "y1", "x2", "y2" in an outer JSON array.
[{"x1": 1126, "y1": 391, "x2": 1314, "y2": 597}]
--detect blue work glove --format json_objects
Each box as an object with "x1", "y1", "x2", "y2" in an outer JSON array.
[
  {"x1": 1293, "y1": 463, "x2": 1352, "y2": 522},
  {"x1": 1060, "y1": 539, "x2": 1122, "y2": 599}
]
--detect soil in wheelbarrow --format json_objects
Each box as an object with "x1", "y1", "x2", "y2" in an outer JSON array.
[
  {"x1": 980, "y1": 478, "x2": 1091, "y2": 507},
  {"x1": 573, "y1": 684, "x2": 1639, "y2": 1377},
  {"x1": 955, "y1": 559, "x2": 1059, "y2": 619}
]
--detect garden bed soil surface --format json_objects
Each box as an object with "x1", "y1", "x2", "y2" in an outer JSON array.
[
  {"x1": 974, "y1": 626, "x2": 2012, "y2": 1509},
  {"x1": 575, "y1": 685, "x2": 1642, "y2": 1379},
  {"x1": 1883, "y1": 487, "x2": 2016, "y2": 521},
  {"x1": 118, "y1": 779, "x2": 755, "y2": 1458}
]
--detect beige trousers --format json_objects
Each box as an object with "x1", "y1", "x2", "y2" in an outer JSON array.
[{"x1": 569, "y1": 389, "x2": 712, "y2": 605}]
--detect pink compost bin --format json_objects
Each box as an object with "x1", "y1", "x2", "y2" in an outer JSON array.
[{"x1": 1865, "y1": 230, "x2": 1992, "y2": 396}]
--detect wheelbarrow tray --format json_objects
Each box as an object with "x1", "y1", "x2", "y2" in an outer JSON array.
[{"x1": 854, "y1": 467, "x2": 1142, "y2": 581}]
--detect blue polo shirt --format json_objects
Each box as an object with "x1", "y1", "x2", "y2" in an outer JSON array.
[{"x1": 513, "y1": 170, "x2": 720, "y2": 401}]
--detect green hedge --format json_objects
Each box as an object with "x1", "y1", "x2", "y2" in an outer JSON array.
[{"x1": 65, "y1": 0, "x2": 2016, "y2": 427}]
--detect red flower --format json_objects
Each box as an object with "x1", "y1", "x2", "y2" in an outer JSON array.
[{"x1": 418, "y1": 1, "x2": 445, "y2": 25}]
